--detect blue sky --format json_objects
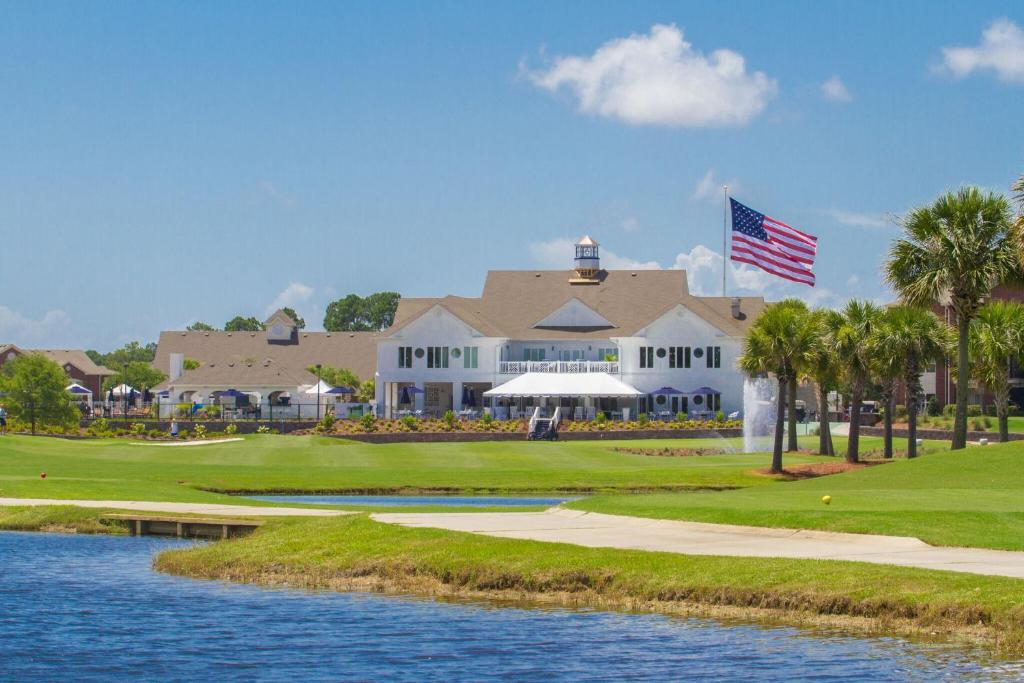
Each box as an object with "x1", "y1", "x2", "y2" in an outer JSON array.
[{"x1": 2, "y1": 1, "x2": 1023, "y2": 351}]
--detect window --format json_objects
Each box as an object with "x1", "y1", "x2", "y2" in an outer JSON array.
[
  {"x1": 559, "y1": 349, "x2": 584, "y2": 361},
  {"x1": 597, "y1": 347, "x2": 617, "y2": 361},
  {"x1": 706, "y1": 346, "x2": 721, "y2": 369},
  {"x1": 669, "y1": 346, "x2": 691, "y2": 369},
  {"x1": 398, "y1": 346, "x2": 412, "y2": 368},
  {"x1": 427, "y1": 346, "x2": 449, "y2": 369},
  {"x1": 463, "y1": 346, "x2": 478, "y2": 369},
  {"x1": 523, "y1": 348, "x2": 546, "y2": 362},
  {"x1": 640, "y1": 346, "x2": 654, "y2": 369}
]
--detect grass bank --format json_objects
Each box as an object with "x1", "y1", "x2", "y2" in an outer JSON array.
[
  {"x1": 154, "y1": 514, "x2": 1024, "y2": 656},
  {"x1": 0, "y1": 505, "x2": 127, "y2": 534},
  {"x1": 570, "y1": 440, "x2": 1024, "y2": 550}
]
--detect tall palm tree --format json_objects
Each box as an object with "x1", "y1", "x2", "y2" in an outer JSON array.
[
  {"x1": 886, "y1": 187, "x2": 1016, "y2": 450},
  {"x1": 801, "y1": 309, "x2": 841, "y2": 456},
  {"x1": 830, "y1": 300, "x2": 884, "y2": 463},
  {"x1": 868, "y1": 310, "x2": 904, "y2": 459},
  {"x1": 970, "y1": 301, "x2": 1024, "y2": 442},
  {"x1": 774, "y1": 299, "x2": 811, "y2": 452},
  {"x1": 738, "y1": 300, "x2": 821, "y2": 473},
  {"x1": 870, "y1": 306, "x2": 953, "y2": 458}
]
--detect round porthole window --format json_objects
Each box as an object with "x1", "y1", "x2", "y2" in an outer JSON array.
[
  {"x1": 694, "y1": 347, "x2": 704, "y2": 359},
  {"x1": 694, "y1": 395, "x2": 704, "y2": 405},
  {"x1": 414, "y1": 348, "x2": 425, "y2": 359},
  {"x1": 656, "y1": 348, "x2": 666, "y2": 358},
  {"x1": 451, "y1": 348, "x2": 462, "y2": 359},
  {"x1": 655, "y1": 395, "x2": 666, "y2": 405}
]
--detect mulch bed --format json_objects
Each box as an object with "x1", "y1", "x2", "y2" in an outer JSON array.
[
  {"x1": 613, "y1": 447, "x2": 729, "y2": 457},
  {"x1": 757, "y1": 461, "x2": 879, "y2": 479}
]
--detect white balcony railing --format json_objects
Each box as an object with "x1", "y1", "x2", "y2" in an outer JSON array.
[{"x1": 498, "y1": 360, "x2": 620, "y2": 375}]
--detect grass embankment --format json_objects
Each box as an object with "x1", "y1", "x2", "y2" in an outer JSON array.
[
  {"x1": 0, "y1": 433, "x2": 837, "y2": 502},
  {"x1": 0, "y1": 505, "x2": 126, "y2": 534},
  {"x1": 572, "y1": 441, "x2": 1024, "y2": 550},
  {"x1": 155, "y1": 514, "x2": 1024, "y2": 654}
]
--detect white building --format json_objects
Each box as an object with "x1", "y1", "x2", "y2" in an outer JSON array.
[{"x1": 375, "y1": 237, "x2": 768, "y2": 419}]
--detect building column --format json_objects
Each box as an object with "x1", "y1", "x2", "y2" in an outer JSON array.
[
  {"x1": 452, "y1": 381, "x2": 463, "y2": 412},
  {"x1": 415, "y1": 381, "x2": 425, "y2": 413}
]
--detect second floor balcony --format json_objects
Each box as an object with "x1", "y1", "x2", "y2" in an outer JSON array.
[{"x1": 499, "y1": 360, "x2": 620, "y2": 375}]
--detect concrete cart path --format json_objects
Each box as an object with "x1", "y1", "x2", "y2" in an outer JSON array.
[
  {"x1": 373, "y1": 507, "x2": 1024, "y2": 579},
  {"x1": 0, "y1": 497, "x2": 351, "y2": 517}
]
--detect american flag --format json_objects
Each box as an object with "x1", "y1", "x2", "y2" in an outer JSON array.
[{"x1": 730, "y1": 198, "x2": 817, "y2": 287}]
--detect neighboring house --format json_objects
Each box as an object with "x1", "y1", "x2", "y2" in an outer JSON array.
[
  {"x1": 374, "y1": 237, "x2": 767, "y2": 418},
  {"x1": 152, "y1": 310, "x2": 378, "y2": 418},
  {"x1": 0, "y1": 345, "x2": 114, "y2": 397}
]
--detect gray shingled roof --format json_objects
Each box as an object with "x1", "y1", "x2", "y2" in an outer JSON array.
[{"x1": 0, "y1": 345, "x2": 115, "y2": 376}]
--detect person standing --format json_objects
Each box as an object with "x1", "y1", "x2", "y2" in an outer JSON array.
[{"x1": 0, "y1": 404, "x2": 7, "y2": 435}]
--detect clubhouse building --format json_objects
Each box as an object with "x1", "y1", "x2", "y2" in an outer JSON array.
[{"x1": 149, "y1": 237, "x2": 767, "y2": 420}]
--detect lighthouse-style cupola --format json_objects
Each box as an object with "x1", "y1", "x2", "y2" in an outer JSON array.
[{"x1": 573, "y1": 235, "x2": 601, "y2": 280}]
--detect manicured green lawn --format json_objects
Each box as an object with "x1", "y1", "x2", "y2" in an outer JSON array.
[
  {"x1": 571, "y1": 440, "x2": 1024, "y2": 550},
  {"x1": 0, "y1": 433, "x2": 834, "y2": 503}
]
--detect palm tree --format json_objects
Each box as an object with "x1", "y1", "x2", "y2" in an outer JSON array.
[
  {"x1": 868, "y1": 310, "x2": 904, "y2": 459},
  {"x1": 830, "y1": 300, "x2": 884, "y2": 463},
  {"x1": 738, "y1": 300, "x2": 820, "y2": 473},
  {"x1": 970, "y1": 301, "x2": 1024, "y2": 442},
  {"x1": 886, "y1": 187, "x2": 1016, "y2": 450},
  {"x1": 801, "y1": 309, "x2": 841, "y2": 456},
  {"x1": 870, "y1": 306, "x2": 953, "y2": 458},
  {"x1": 774, "y1": 299, "x2": 811, "y2": 452}
]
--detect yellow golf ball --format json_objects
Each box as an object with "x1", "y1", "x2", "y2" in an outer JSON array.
[{"x1": 822, "y1": 495, "x2": 832, "y2": 505}]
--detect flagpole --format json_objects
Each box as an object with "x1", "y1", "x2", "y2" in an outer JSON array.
[{"x1": 722, "y1": 185, "x2": 728, "y2": 297}]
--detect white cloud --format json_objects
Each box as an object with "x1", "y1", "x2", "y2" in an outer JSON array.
[
  {"x1": 265, "y1": 282, "x2": 314, "y2": 320},
  {"x1": 829, "y1": 209, "x2": 889, "y2": 229},
  {"x1": 620, "y1": 216, "x2": 640, "y2": 232},
  {"x1": 527, "y1": 24, "x2": 777, "y2": 127},
  {"x1": 691, "y1": 169, "x2": 739, "y2": 202},
  {"x1": 0, "y1": 306, "x2": 72, "y2": 346},
  {"x1": 821, "y1": 75, "x2": 852, "y2": 102},
  {"x1": 940, "y1": 18, "x2": 1024, "y2": 83},
  {"x1": 846, "y1": 274, "x2": 861, "y2": 289},
  {"x1": 529, "y1": 238, "x2": 660, "y2": 271}
]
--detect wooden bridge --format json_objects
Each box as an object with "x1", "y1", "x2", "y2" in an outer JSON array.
[{"x1": 102, "y1": 513, "x2": 263, "y2": 539}]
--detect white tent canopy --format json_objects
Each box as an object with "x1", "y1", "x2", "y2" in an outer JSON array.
[
  {"x1": 484, "y1": 372, "x2": 643, "y2": 398},
  {"x1": 109, "y1": 383, "x2": 136, "y2": 397},
  {"x1": 300, "y1": 379, "x2": 334, "y2": 395},
  {"x1": 65, "y1": 382, "x2": 92, "y2": 396}
]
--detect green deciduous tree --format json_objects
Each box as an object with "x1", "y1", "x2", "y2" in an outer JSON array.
[
  {"x1": 309, "y1": 365, "x2": 361, "y2": 390},
  {"x1": 103, "y1": 361, "x2": 167, "y2": 394},
  {"x1": 970, "y1": 301, "x2": 1024, "y2": 442},
  {"x1": 86, "y1": 341, "x2": 157, "y2": 369},
  {"x1": 738, "y1": 299, "x2": 821, "y2": 474},
  {"x1": 186, "y1": 321, "x2": 216, "y2": 331},
  {"x1": 886, "y1": 187, "x2": 1017, "y2": 450},
  {"x1": 831, "y1": 300, "x2": 884, "y2": 463},
  {"x1": 0, "y1": 353, "x2": 78, "y2": 434},
  {"x1": 224, "y1": 316, "x2": 264, "y2": 332},
  {"x1": 323, "y1": 292, "x2": 401, "y2": 331}
]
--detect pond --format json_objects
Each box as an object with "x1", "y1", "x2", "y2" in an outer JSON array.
[
  {"x1": 249, "y1": 494, "x2": 577, "y2": 507},
  {"x1": 2, "y1": 531, "x2": 1021, "y2": 681}
]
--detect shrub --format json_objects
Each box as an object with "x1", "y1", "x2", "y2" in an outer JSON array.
[
  {"x1": 193, "y1": 424, "x2": 207, "y2": 440},
  {"x1": 675, "y1": 412, "x2": 688, "y2": 423},
  {"x1": 256, "y1": 425, "x2": 270, "y2": 434},
  {"x1": 205, "y1": 404, "x2": 222, "y2": 419},
  {"x1": 130, "y1": 422, "x2": 146, "y2": 435},
  {"x1": 636, "y1": 413, "x2": 650, "y2": 427},
  {"x1": 970, "y1": 417, "x2": 985, "y2": 431},
  {"x1": 359, "y1": 413, "x2": 377, "y2": 432},
  {"x1": 225, "y1": 423, "x2": 238, "y2": 435},
  {"x1": 480, "y1": 412, "x2": 494, "y2": 429},
  {"x1": 927, "y1": 396, "x2": 940, "y2": 417},
  {"x1": 176, "y1": 403, "x2": 192, "y2": 418},
  {"x1": 967, "y1": 404, "x2": 982, "y2": 417},
  {"x1": 317, "y1": 413, "x2": 336, "y2": 433},
  {"x1": 715, "y1": 410, "x2": 725, "y2": 422},
  {"x1": 401, "y1": 415, "x2": 418, "y2": 431},
  {"x1": 893, "y1": 404, "x2": 908, "y2": 422},
  {"x1": 943, "y1": 404, "x2": 957, "y2": 418},
  {"x1": 87, "y1": 417, "x2": 111, "y2": 436},
  {"x1": 983, "y1": 415, "x2": 993, "y2": 429},
  {"x1": 442, "y1": 410, "x2": 456, "y2": 430},
  {"x1": 147, "y1": 429, "x2": 163, "y2": 438},
  {"x1": 178, "y1": 429, "x2": 190, "y2": 439}
]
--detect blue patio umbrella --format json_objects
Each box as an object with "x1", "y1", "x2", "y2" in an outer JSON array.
[
  {"x1": 688, "y1": 386, "x2": 721, "y2": 395},
  {"x1": 325, "y1": 386, "x2": 354, "y2": 395},
  {"x1": 652, "y1": 386, "x2": 683, "y2": 395},
  {"x1": 400, "y1": 385, "x2": 424, "y2": 404}
]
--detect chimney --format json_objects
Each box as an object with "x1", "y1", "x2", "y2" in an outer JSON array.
[
  {"x1": 169, "y1": 353, "x2": 184, "y2": 381},
  {"x1": 730, "y1": 297, "x2": 742, "y2": 319}
]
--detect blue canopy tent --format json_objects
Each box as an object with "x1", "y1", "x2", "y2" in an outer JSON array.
[
  {"x1": 66, "y1": 383, "x2": 91, "y2": 395},
  {"x1": 652, "y1": 386, "x2": 683, "y2": 395},
  {"x1": 325, "y1": 386, "x2": 354, "y2": 395}
]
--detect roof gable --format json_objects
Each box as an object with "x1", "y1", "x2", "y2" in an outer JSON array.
[
  {"x1": 635, "y1": 304, "x2": 727, "y2": 338},
  {"x1": 389, "y1": 303, "x2": 483, "y2": 338},
  {"x1": 533, "y1": 298, "x2": 615, "y2": 331}
]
